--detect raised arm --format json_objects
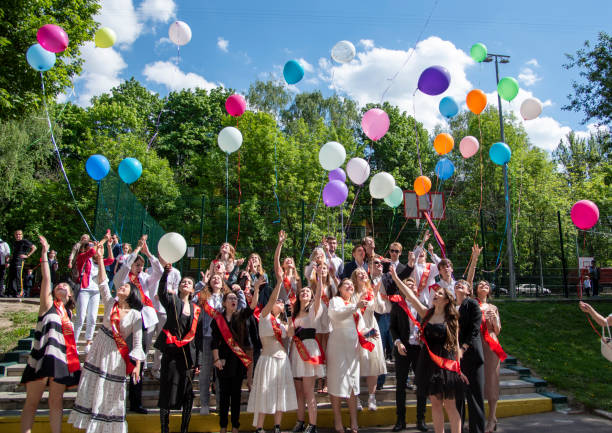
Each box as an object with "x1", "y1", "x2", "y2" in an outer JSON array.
[
  {"x1": 579, "y1": 302, "x2": 612, "y2": 327},
  {"x1": 389, "y1": 265, "x2": 428, "y2": 318},
  {"x1": 96, "y1": 240, "x2": 113, "y2": 303},
  {"x1": 250, "y1": 275, "x2": 265, "y2": 310},
  {"x1": 313, "y1": 267, "x2": 323, "y2": 316},
  {"x1": 38, "y1": 236, "x2": 53, "y2": 315},
  {"x1": 261, "y1": 273, "x2": 283, "y2": 318},
  {"x1": 274, "y1": 231, "x2": 286, "y2": 279},
  {"x1": 466, "y1": 244, "x2": 482, "y2": 288}
]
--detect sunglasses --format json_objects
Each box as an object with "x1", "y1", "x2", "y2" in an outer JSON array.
[
  {"x1": 373, "y1": 261, "x2": 382, "y2": 265},
  {"x1": 389, "y1": 249, "x2": 401, "y2": 253}
]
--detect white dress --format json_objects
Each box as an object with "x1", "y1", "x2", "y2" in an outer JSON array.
[
  {"x1": 289, "y1": 306, "x2": 325, "y2": 378},
  {"x1": 68, "y1": 280, "x2": 146, "y2": 433},
  {"x1": 316, "y1": 284, "x2": 335, "y2": 334},
  {"x1": 358, "y1": 291, "x2": 388, "y2": 377},
  {"x1": 247, "y1": 313, "x2": 297, "y2": 422},
  {"x1": 326, "y1": 297, "x2": 364, "y2": 398}
]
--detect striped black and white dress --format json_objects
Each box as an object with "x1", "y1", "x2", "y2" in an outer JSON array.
[{"x1": 21, "y1": 304, "x2": 81, "y2": 387}]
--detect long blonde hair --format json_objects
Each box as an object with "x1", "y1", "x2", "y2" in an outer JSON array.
[{"x1": 350, "y1": 267, "x2": 372, "y2": 296}]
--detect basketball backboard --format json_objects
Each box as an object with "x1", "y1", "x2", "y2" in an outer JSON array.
[{"x1": 403, "y1": 190, "x2": 445, "y2": 220}]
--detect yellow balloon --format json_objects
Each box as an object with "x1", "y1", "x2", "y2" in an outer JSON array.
[{"x1": 95, "y1": 27, "x2": 116, "y2": 48}]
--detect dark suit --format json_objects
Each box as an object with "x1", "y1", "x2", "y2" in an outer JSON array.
[
  {"x1": 389, "y1": 297, "x2": 426, "y2": 425},
  {"x1": 381, "y1": 263, "x2": 414, "y2": 296},
  {"x1": 339, "y1": 260, "x2": 366, "y2": 280},
  {"x1": 456, "y1": 297, "x2": 485, "y2": 433}
]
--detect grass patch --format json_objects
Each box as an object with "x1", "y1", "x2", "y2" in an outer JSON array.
[
  {"x1": 497, "y1": 300, "x2": 612, "y2": 411},
  {"x1": 0, "y1": 311, "x2": 38, "y2": 356}
]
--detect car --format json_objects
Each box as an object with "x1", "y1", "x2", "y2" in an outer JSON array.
[{"x1": 516, "y1": 283, "x2": 551, "y2": 295}]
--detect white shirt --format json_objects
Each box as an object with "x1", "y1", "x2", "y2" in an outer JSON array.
[
  {"x1": 327, "y1": 253, "x2": 344, "y2": 277},
  {"x1": 0, "y1": 241, "x2": 10, "y2": 265}
]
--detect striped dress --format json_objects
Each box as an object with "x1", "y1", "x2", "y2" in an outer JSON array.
[{"x1": 21, "y1": 304, "x2": 81, "y2": 387}]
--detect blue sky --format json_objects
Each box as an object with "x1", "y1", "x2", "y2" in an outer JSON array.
[{"x1": 72, "y1": 0, "x2": 611, "y2": 151}]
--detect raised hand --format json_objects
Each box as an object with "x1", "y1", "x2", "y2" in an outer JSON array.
[
  {"x1": 278, "y1": 230, "x2": 287, "y2": 244},
  {"x1": 428, "y1": 243, "x2": 434, "y2": 255},
  {"x1": 423, "y1": 230, "x2": 430, "y2": 243},
  {"x1": 472, "y1": 243, "x2": 483, "y2": 257},
  {"x1": 39, "y1": 236, "x2": 50, "y2": 252}
]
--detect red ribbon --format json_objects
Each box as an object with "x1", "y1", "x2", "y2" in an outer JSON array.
[
  {"x1": 203, "y1": 303, "x2": 253, "y2": 368},
  {"x1": 128, "y1": 272, "x2": 155, "y2": 310},
  {"x1": 110, "y1": 302, "x2": 135, "y2": 375},
  {"x1": 163, "y1": 305, "x2": 202, "y2": 347},
  {"x1": 477, "y1": 300, "x2": 507, "y2": 361},
  {"x1": 417, "y1": 263, "x2": 432, "y2": 296},
  {"x1": 344, "y1": 299, "x2": 375, "y2": 352},
  {"x1": 270, "y1": 314, "x2": 285, "y2": 347},
  {"x1": 54, "y1": 300, "x2": 80, "y2": 373},
  {"x1": 253, "y1": 305, "x2": 262, "y2": 321},
  {"x1": 291, "y1": 317, "x2": 326, "y2": 365},
  {"x1": 283, "y1": 277, "x2": 297, "y2": 304}
]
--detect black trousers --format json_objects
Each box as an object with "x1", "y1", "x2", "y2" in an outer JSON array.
[
  {"x1": 395, "y1": 345, "x2": 426, "y2": 423},
  {"x1": 456, "y1": 358, "x2": 485, "y2": 433},
  {"x1": 218, "y1": 375, "x2": 243, "y2": 428},
  {"x1": 593, "y1": 279, "x2": 600, "y2": 296},
  {"x1": 7, "y1": 260, "x2": 24, "y2": 297},
  {"x1": 0, "y1": 265, "x2": 6, "y2": 295},
  {"x1": 129, "y1": 324, "x2": 148, "y2": 408}
]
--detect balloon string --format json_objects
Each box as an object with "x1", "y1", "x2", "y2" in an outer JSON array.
[
  {"x1": 370, "y1": 198, "x2": 375, "y2": 240},
  {"x1": 382, "y1": 207, "x2": 396, "y2": 256},
  {"x1": 299, "y1": 173, "x2": 325, "y2": 266},
  {"x1": 235, "y1": 149, "x2": 242, "y2": 248},
  {"x1": 412, "y1": 90, "x2": 423, "y2": 176},
  {"x1": 272, "y1": 133, "x2": 281, "y2": 224},
  {"x1": 40, "y1": 72, "x2": 96, "y2": 240},
  {"x1": 471, "y1": 114, "x2": 485, "y2": 246},
  {"x1": 342, "y1": 153, "x2": 372, "y2": 234},
  {"x1": 225, "y1": 153, "x2": 229, "y2": 243}
]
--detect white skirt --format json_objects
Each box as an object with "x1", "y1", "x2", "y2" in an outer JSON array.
[
  {"x1": 289, "y1": 339, "x2": 326, "y2": 378},
  {"x1": 247, "y1": 354, "x2": 297, "y2": 421}
]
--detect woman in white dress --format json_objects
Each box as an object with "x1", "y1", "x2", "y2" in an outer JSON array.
[
  {"x1": 288, "y1": 282, "x2": 324, "y2": 433},
  {"x1": 327, "y1": 278, "x2": 378, "y2": 433},
  {"x1": 248, "y1": 273, "x2": 298, "y2": 433},
  {"x1": 351, "y1": 268, "x2": 388, "y2": 410},
  {"x1": 311, "y1": 262, "x2": 335, "y2": 393},
  {"x1": 274, "y1": 230, "x2": 302, "y2": 304},
  {"x1": 69, "y1": 242, "x2": 145, "y2": 433}
]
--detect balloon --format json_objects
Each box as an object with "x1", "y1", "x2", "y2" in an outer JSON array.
[
  {"x1": 433, "y1": 133, "x2": 454, "y2": 155},
  {"x1": 459, "y1": 136, "x2": 479, "y2": 158},
  {"x1": 470, "y1": 43, "x2": 488, "y2": 63},
  {"x1": 37, "y1": 24, "x2": 69, "y2": 53},
  {"x1": 435, "y1": 158, "x2": 455, "y2": 181},
  {"x1": 570, "y1": 200, "x2": 599, "y2": 230},
  {"x1": 361, "y1": 108, "x2": 390, "y2": 141},
  {"x1": 414, "y1": 176, "x2": 432, "y2": 196},
  {"x1": 384, "y1": 186, "x2": 404, "y2": 208},
  {"x1": 369, "y1": 172, "x2": 395, "y2": 199},
  {"x1": 439, "y1": 96, "x2": 459, "y2": 118},
  {"x1": 489, "y1": 142, "x2": 511, "y2": 165},
  {"x1": 225, "y1": 94, "x2": 246, "y2": 117},
  {"x1": 323, "y1": 180, "x2": 349, "y2": 207},
  {"x1": 94, "y1": 27, "x2": 116, "y2": 48},
  {"x1": 158, "y1": 232, "x2": 187, "y2": 263},
  {"x1": 283, "y1": 60, "x2": 304, "y2": 85},
  {"x1": 85, "y1": 155, "x2": 110, "y2": 181},
  {"x1": 417, "y1": 66, "x2": 451, "y2": 96},
  {"x1": 346, "y1": 157, "x2": 370, "y2": 185},
  {"x1": 319, "y1": 141, "x2": 346, "y2": 171},
  {"x1": 466, "y1": 89, "x2": 487, "y2": 115},
  {"x1": 168, "y1": 21, "x2": 192, "y2": 46},
  {"x1": 331, "y1": 40, "x2": 356, "y2": 63},
  {"x1": 26, "y1": 44, "x2": 56, "y2": 72},
  {"x1": 118, "y1": 157, "x2": 143, "y2": 184},
  {"x1": 328, "y1": 167, "x2": 346, "y2": 183},
  {"x1": 520, "y1": 97, "x2": 543, "y2": 120},
  {"x1": 217, "y1": 127, "x2": 243, "y2": 154},
  {"x1": 498, "y1": 77, "x2": 519, "y2": 102}
]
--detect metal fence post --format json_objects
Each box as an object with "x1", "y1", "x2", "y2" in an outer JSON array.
[{"x1": 557, "y1": 210, "x2": 569, "y2": 297}]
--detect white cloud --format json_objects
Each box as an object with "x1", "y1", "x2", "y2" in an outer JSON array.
[
  {"x1": 138, "y1": 0, "x2": 176, "y2": 23},
  {"x1": 75, "y1": 42, "x2": 127, "y2": 106},
  {"x1": 298, "y1": 58, "x2": 314, "y2": 73},
  {"x1": 522, "y1": 117, "x2": 571, "y2": 152},
  {"x1": 518, "y1": 67, "x2": 541, "y2": 86},
  {"x1": 143, "y1": 61, "x2": 218, "y2": 91},
  {"x1": 526, "y1": 59, "x2": 539, "y2": 67},
  {"x1": 217, "y1": 37, "x2": 229, "y2": 52},
  {"x1": 359, "y1": 39, "x2": 374, "y2": 50}
]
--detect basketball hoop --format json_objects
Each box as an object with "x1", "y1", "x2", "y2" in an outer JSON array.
[{"x1": 403, "y1": 190, "x2": 445, "y2": 220}]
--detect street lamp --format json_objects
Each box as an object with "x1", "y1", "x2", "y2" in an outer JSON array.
[{"x1": 483, "y1": 52, "x2": 516, "y2": 299}]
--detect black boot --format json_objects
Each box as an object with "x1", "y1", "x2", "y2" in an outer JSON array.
[
  {"x1": 416, "y1": 419, "x2": 428, "y2": 432},
  {"x1": 160, "y1": 408, "x2": 170, "y2": 433},
  {"x1": 181, "y1": 395, "x2": 194, "y2": 433},
  {"x1": 129, "y1": 375, "x2": 148, "y2": 413},
  {"x1": 292, "y1": 420, "x2": 305, "y2": 433}
]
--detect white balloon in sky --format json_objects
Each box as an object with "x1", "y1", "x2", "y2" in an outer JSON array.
[
  {"x1": 168, "y1": 21, "x2": 192, "y2": 46},
  {"x1": 331, "y1": 40, "x2": 356, "y2": 63}
]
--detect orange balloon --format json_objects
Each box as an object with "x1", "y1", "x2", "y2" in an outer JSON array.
[
  {"x1": 433, "y1": 133, "x2": 454, "y2": 155},
  {"x1": 466, "y1": 89, "x2": 487, "y2": 115},
  {"x1": 414, "y1": 175, "x2": 432, "y2": 196}
]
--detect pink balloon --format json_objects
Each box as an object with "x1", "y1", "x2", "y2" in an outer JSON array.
[
  {"x1": 571, "y1": 200, "x2": 599, "y2": 230},
  {"x1": 361, "y1": 108, "x2": 390, "y2": 141},
  {"x1": 225, "y1": 94, "x2": 246, "y2": 117},
  {"x1": 459, "y1": 136, "x2": 479, "y2": 158},
  {"x1": 37, "y1": 24, "x2": 69, "y2": 53}
]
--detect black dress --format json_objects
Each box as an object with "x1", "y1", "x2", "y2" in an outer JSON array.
[{"x1": 415, "y1": 322, "x2": 462, "y2": 399}]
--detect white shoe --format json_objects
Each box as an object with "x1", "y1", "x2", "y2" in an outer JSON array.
[
  {"x1": 200, "y1": 406, "x2": 210, "y2": 415},
  {"x1": 84, "y1": 343, "x2": 92, "y2": 355},
  {"x1": 368, "y1": 394, "x2": 377, "y2": 411},
  {"x1": 356, "y1": 399, "x2": 363, "y2": 411}
]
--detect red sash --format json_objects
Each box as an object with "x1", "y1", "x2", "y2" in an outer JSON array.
[
  {"x1": 344, "y1": 299, "x2": 375, "y2": 352},
  {"x1": 163, "y1": 305, "x2": 202, "y2": 347},
  {"x1": 417, "y1": 263, "x2": 432, "y2": 295},
  {"x1": 128, "y1": 272, "x2": 155, "y2": 310},
  {"x1": 321, "y1": 292, "x2": 330, "y2": 307},
  {"x1": 54, "y1": 301, "x2": 80, "y2": 373},
  {"x1": 269, "y1": 315, "x2": 285, "y2": 347},
  {"x1": 360, "y1": 289, "x2": 374, "y2": 315},
  {"x1": 110, "y1": 302, "x2": 136, "y2": 375},
  {"x1": 283, "y1": 277, "x2": 297, "y2": 304},
  {"x1": 253, "y1": 305, "x2": 262, "y2": 321},
  {"x1": 203, "y1": 303, "x2": 253, "y2": 368},
  {"x1": 387, "y1": 295, "x2": 461, "y2": 373},
  {"x1": 477, "y1": 300, "x2": 507, "y2": 361},
  {"x1": 291, "y1": 317, "x2": 326, "y2": 365}
]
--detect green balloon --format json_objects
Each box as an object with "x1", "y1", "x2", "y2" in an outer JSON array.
[
  {"x1": 498, "y1": 77, "x2": 519, "y2": 101},
  {"x1": 470, "y1": 43, "x2": 487, "y2": 62},
  {"x1": 384, "y1": 186, "x2": 404, "y2": 208}
]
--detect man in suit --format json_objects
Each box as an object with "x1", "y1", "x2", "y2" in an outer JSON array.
[
  {"x1": 339, "y1": 244, "x2": 367, "y2": 279},
  {"x1": 455, "y1": 278, "x2": 485, "y2": 433},
  {"x1": 389, "y1": 277, "x2": 427, "y2": 432}
]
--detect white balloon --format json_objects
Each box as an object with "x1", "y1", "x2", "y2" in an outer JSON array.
[
  {"x1": 369, "y1": 172, "x2": 395, "y2": 199},
  {"x1": 319, "y1": 141, "x2": 346, "y2": 171},
  {"x1": 346, "y1": 157, "x2": 370, "y2": 185},
  {"x1": 158, "y1": 232, "x2": 187, "y2": 263},
  {"x1": 218, "y1": 127, "x2": 243, "y2": 153},
  {"x1": 168, "y1": 21, "x2": 192, "y2": 46},
  {"x1": 520, "y1": 97, "x2": 543, "y2": 120},
  {"x1": 331, "y1": 40, "x2": 356, "y2": 64}
]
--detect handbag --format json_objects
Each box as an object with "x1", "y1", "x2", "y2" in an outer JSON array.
[{"x1": 602, "y1": 320, "x2": 612, "y2": 362}]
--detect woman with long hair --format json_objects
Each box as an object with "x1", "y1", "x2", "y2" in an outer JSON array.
[
  {"x1": 390, "y1": 265, "x2": 464, "y2": 433},
  {"x1": 247, "y1": 273, "x2": 298, "y2": 433},
  {"x1": 274, "y1": 230, "x2": 302, "y2": 304},
  {"x1": 351, "y1": 267, "x2": 388, "y2": 410},
  {"x1": 21, "y1": 236, "x2": 80, "y2": 433},
  {"x1": 311, "y1": 261, "x2": 334, "y2": 393},
  {"x1": 68, "y1": 240, "x2": 144, "y2": 433}
]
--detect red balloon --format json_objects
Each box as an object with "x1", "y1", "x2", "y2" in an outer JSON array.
[{"x1": 225, "y1": 94, "x2": 246, "y2": 117}]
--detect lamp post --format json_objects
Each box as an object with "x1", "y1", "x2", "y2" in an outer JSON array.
[{"x1": 483, "y1": 53, "x2": 516, "y2": 299}]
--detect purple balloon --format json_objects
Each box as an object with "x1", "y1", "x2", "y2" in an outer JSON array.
[
  {"x1": 323, "y1": 180, "x2": 349, "y2": 207},
  {"x1": 328, "y1": 168, "x2": 346, "y2": 183},
  {"x1": 417, "y1": 66, "x2": 451, "y2": 96}
]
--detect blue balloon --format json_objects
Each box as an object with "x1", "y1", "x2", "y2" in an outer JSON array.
[
  {"x1": 283, "y1": 60, "x2": 304, "y2": 85},
  {"x1": 85, "y1": 154, "x2": 110, "y2": 181},
  {"x1": 489, "y1": 142, "x2": 512, "y2": 165},
  {"x1": 439, "y1": 96, "x2": 459, "y2": 118},
  {"x1": 118, "y1": 157, "x2": 142, "y2": 184},
  {"x1": 435, "y1": 158, "x2": 455, "y2": 180},
  {"x1": 26, "y1": 43, "x2": 56, "y2": 72}
]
